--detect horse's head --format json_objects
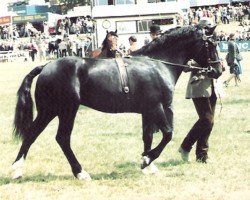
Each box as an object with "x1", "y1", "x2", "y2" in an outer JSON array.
[
  {"x1": 102, "y1": 30, "x2": 118, "y2": 50},
  {"x1": 192, "y1": 21, "x2": 223, "y2": 79},
  {"x1": 100, "y1": 30, "x2": 118, "y2": 58}
]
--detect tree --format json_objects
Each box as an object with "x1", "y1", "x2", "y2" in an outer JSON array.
[{"x1": 59, "y1": 0, "x2": 91, "y2": 14}]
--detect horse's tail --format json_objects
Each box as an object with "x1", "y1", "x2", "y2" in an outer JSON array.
[{"x1": 13, "y1": 65, "x2": 44, "y2": 141}]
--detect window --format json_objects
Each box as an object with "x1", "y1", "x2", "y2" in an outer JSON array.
[
  {"x1": 148, "y1": 0, "x2": 176, "y2": 2},
  {"x1": 137, "y1": 18, "x2": 174, "y2": 32},
  {"x1": 152, "y1": 18, "x2": 174, "y2": 26},
  {"x1": 137, "y1": 20, "x2": 152, "y2": 32},
  {"x1": 95, "y1": 0, "x2": 135, "y2": 5},
  {"x1": 95, "y1": 0, "x2": 108, "y2": 5},
  {"x1": 117, "y1": 21, "x2": 136, "y2": 34},
  {"x1": 108, "y1": 0, "x2": 114, "y2": 5},
  {"x1": 148, "y1": 0, "x2": 166, "y2": 3},
  {"x1": 116, "y1": 0, "x2": 135, "y2": 4}
]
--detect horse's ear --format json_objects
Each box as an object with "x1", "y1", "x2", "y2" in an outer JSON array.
[
  {"x1": 115, "y1": 29, "x2": 117, "y2": 34},
  {"x1": 106, "y1": 30, "x2": 109, "y2": 34},
  {"x1": 205, "y1": 25, "x2": 217, "y2": 36}
]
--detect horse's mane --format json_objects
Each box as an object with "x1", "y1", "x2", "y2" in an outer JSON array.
[
  {"x1": 132, "y1": 25, "x2": 201, "y2": 55},
  {"x1": 101, "y1": 34, "x2": 110, "y2": 51}
]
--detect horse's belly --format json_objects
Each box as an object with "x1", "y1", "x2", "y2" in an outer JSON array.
[{"x1": 80, "y1": 85, "x2": 137, "y2": 113}]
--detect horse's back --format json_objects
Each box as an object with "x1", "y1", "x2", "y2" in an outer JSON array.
[{"x1": 79, "y1": 57, "x2": 174, "y2": 113}]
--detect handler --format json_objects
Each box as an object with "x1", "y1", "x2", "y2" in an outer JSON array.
[
  {"x1": 178, "y1": 18, "x2": 225, "y2": 163},
  {"x1": 149, "y1": 24, "x2": 162, "y2": 41}
]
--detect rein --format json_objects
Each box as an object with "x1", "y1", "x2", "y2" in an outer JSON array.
[
  {"x1": 148, "y1": 58, "x2": 206, "y2": 71},
  {"x1": 134, "y1": 57, "x2": 221, "y2": 73}
]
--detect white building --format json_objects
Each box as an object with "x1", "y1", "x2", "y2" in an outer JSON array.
[{"x1": 91, "y1": 0, "x2": 190, "y2": 49}]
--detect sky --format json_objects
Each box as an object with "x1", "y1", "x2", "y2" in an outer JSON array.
[{"x1": 1, "y1": 1, "x2": 8, "y2": 15}]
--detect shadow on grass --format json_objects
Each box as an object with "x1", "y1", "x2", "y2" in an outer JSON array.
[
  {"x1": 0, "y1": 160, "x2": 187, "y2": 184},
  {"x1": 0, "y1": 162, "x2": 140, "y2": 184},
  {"x1": 0, "y1": 174, "x2": 74, "y2": 185},
  {"x1": 92, "y1": 162, "x2": 141, "y2": 180},
  {"x1": 92, "y1": 160, "x2": 188, "y2": 180},
  {"x1": 224, "y1": 98, "x2": 250, "y2": 105},
  {"x1": 158, "y1": 159, "x2": 188, "y2": 167}
]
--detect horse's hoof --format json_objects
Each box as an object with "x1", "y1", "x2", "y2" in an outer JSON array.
[
  {"x1": 12, "y1": 157, "x2": 24, "y2": 180},
  {"x1": 77, "y1": 171, "x2": 91, "y2": 181},
  {"x1": 12, "y1": 168, "x2": 23, "y2": 180},
  {"x1": 141, "y1": 156, "x2": 150, "y2": 169},
  {"x1": 148, "y1": 162, "x2": 159, "y2": 174},
  {"x1": 141, "y1": 162, "x2": 159, "y2": 175}
]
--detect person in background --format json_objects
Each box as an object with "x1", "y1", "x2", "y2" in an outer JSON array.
[
  {"x1": 58, "y1": 37, "x2": 67, "y2": 57},
  {"x1": 224, "y1": 33, "x2": 243, "y2": 87},
  {"x1": 76, "y1": 36, "x2": 86, "y2": 58},
  {"x1": 64, "y1": 17, "x2": 71, "y2": 35},
  {"x1": 144, "y1": 36, "x2": 150, "y2": 45},
  {"x1": 149, "y1": 24, "x2": 162, "y2": 41},
  {"x1": 127, "y1": 35, "x2": 138, "y2": 55},
  {"x1": 37, "y1": 40, "x2": 46, "y2": 61},
  {"x1": 29, "y1": 41, "x2": 38, "y2": 62},
  {"x1": 178, "y1": 18, "x2": 224, "y2": 164},
  {"x1": 65, "y1": 35, "x2": 73, "y2": 56}
]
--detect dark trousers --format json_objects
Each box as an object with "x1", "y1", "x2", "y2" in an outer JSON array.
[
  {"x1": 30, "y1": 50, "x2": 37, "y2": 62},
  {"x1": 181, "y1": 89, "x2": 217, "y2": 160},
  {"x1": 60, "y1": 49, "x2": 67, "y2": 57}
]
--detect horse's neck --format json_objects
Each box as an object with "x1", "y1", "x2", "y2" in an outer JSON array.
[
  {"x1": 168, "y1": 65, "x2": 183, "y2": 85},
  {"x1": 133, "y1": 47, "x2": 186, "y2": 85},
  {"x1": 96, "y1": 47, "x2": 117, "y2": 58},
  {"x1": 98, "y1": 49, "x2": 107, "y2": 58}
]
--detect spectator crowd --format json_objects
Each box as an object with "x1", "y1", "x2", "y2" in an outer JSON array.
[
  {"x1": 0, "y1": 15, "x2": 95, "y2": 62},
  {"x1": 184, "y1": 3, "x2": 249, "y2": 26},
  {"x1": 0, "y1": 3, "x2": 249, "y2": 62}
]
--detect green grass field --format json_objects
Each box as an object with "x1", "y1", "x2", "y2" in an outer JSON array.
[{"x1": 0, "y1": 51, "x2": 249, "y2": 199}]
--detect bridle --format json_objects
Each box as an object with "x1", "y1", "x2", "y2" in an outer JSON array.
[{"x1": 190, "y1": 32, "x2": 222, "y2": 72}]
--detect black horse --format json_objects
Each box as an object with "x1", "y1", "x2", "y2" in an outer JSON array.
[
  {"x1": 48, "y1": 38, "x2": 61, "y2": 59},
  {"x1": 12, "y1": 25, "x2": 222, "y2": 180}
]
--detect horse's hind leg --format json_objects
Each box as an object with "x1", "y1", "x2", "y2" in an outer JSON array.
[
  {"x1": 56, "y1": 106, "x2": 91, "y2": 181},
  {"x1": 12, "y1": 112, "x2": 54, "y2": 179}
]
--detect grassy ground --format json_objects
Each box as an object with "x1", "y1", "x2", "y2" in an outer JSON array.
[{"x1": 0, "y1": 52, "x2": 249, "y2": 198}]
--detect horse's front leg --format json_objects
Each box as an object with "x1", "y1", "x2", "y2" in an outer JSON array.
[
  {"x1": 141, "y1": 104, "x2": 173, "y2": 169},
  {"x1": 141, "y1": 116, "x2": 159, "y2": 174},
  {"x1": 142, "y1": 115, "x2": 154, "y2": 156}
]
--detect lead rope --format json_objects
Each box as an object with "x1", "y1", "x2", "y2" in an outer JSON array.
[
  {"x1": 214, "y1": 79, "x2": 223, "y2": 116},
  {"x1": 218, "y1": 94, "x2": 223, "y2": 116}
]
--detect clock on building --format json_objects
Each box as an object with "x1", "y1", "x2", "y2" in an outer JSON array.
[{"x1": 102, "y1": 19, "x2": 111, "y2": 29}]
